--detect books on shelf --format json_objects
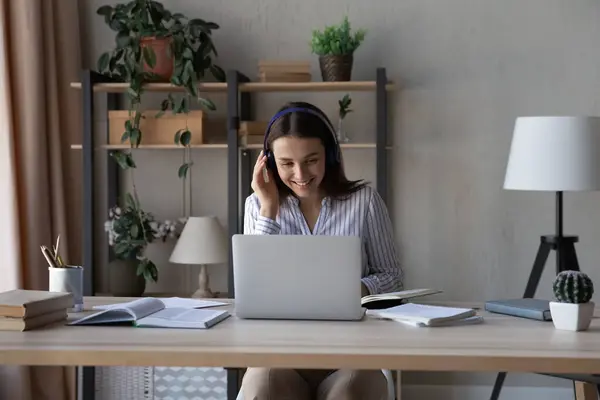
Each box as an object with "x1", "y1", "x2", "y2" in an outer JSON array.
[
  {"x1": 0, "y1": 289, "x2": 72, "y2": 331},
  {"x1": 70, "y1": 297, "x2": 230, "y2": 329},
  {"x1": 361, "y1": 288, "x2": 443, "y2": 310},
  {"x1": 258, "y1": 60, "x2": 311, "y2": 82},
  {"x1": 369, "y1": 303, "x2": 482, "y2": 327}
]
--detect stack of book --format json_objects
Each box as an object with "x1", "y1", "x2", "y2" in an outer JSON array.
[
  {"x1": 0, "y1": 289, "x2": 73, "y2": 331},
  {"x1": 258, "y1": 60, "x2": 311, "y2": 82}
]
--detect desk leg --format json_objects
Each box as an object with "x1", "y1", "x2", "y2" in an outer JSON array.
[
  {"x1": 77, "y1": 366, "x2": 94, "y2": 400},
  {"x1": 227, "y1": 368, "x2": 240, "y2": 400},
  {"x1": 574, "y1": 381, "x2": 597, "y2": 400}
]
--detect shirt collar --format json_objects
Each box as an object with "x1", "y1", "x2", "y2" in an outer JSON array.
[{"x1": 287, "y1": 195, "x2": 331, "y2": 208}]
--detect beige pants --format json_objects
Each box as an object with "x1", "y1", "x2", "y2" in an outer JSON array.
[{"x1": 240, "y1": 367, "x2": 388, "y2": 400}]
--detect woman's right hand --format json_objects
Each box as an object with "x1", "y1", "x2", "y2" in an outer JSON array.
[{"x1": 252, "y1": 151, "x2": 279, "y2": 219}]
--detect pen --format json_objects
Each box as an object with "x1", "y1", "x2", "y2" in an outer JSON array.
[{"x1": 40, "y1": 245, "x2": 59, "y2": 268}]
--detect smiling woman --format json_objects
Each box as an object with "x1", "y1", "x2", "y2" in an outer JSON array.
[
  {"x1": 0, "y1": 0, "x2": 81, "y2": 399},
  {"x1": 241, "y1": 101, "x2": 403, "y2": 399}
]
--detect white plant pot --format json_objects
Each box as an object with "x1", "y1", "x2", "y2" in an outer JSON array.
[{"x1": 549, "y1": 301, "x2": 595, "y2": 331}]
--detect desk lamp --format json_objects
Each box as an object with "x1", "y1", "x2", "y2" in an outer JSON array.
[
  {"x1": 492, "y1": 116, "x2": 600, "y2": 400},
  {"x1": 169, "y1": 216, "x2": 227, "y2": 298},
  {"x1": 503, "y1": 116, "x2": 600, "y2": 296}
]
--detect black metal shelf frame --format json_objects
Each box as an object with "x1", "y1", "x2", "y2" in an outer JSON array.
[{"x1": 77, "y1": 67, "x2": 391, "y2": 400}]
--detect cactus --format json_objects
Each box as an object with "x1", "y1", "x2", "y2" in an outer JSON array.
[{"x1": 552, "y1": 271, "x2": 594, "y2": 304}]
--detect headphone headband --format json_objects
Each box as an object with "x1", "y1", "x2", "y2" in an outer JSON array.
[{"x1": 263, "y1": 107, "x2": 339, "y2": 154}]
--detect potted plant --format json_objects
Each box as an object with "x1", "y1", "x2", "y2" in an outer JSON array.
[
  {"x1": 549, "y1": 270, "x2": 595, "y2": 331},
  {"x1": 104, "y1": 192, "x2": 184, "y2": 296},
  {"x1": 337, "y1": 93, "x2": 352, "y2": 142},
  {"x1": 310, "y1": 16, "x2": 366, "y2": 82},
  {"x1": 96, "y1": 0, "x2": 225, "y2": 179}
]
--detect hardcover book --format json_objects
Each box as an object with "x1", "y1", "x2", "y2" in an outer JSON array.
[{"x1": 484, "y1": 298, "x2": 552, "y2": 321}]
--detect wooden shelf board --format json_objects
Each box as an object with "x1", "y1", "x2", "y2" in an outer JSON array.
[
  {"x1": 70, "y1": 82, "x2": 227, "y2": 93},
  {"x1": 70, "y1": 81, "x2": 396, "y2": 93},
  {"x1": 70, "y1": 144, "x2": 228, "y2": 150},
  {"x1": 239, "y1": 81, "x2": 396, "y2": 92},
  {"x1": 70, "y1": 143, "x2": 392, "y2": 150}
]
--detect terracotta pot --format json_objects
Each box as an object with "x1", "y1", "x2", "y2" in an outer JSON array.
[
  {"x1": 140, "y1": 36, "x2": 174, "y2": 81},
  {"x1": 109, "y1": 258, "x2": 146, "y2": 297}
]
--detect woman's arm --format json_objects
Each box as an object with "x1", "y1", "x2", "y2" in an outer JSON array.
[
  {"x1": 243, "y1": 194, "x2": 281, "y2": 235},
  {"x1": 361, "y1": 189, "x2": 404, "y2": 295}
]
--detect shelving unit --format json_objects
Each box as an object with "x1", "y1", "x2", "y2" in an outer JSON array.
[{"x1": 71, "y1": 67, "x2": 395, "y2": 400}]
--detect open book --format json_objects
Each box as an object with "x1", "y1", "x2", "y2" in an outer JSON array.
[
  {"x1": 361, "y1": 288, "x2": 443, "y2": 310},
  {"x1": 69, "y1": 297, "x2": 230, "y2": 329}
]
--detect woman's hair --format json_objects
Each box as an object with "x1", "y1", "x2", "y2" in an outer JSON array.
[{"x1": 265, "y1": 101, "x2": 367, "y2": 201}]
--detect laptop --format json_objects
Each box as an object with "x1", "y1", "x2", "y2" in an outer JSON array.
[{"x1": 232, "y1": 234, "x2": 365, "y2": 321}]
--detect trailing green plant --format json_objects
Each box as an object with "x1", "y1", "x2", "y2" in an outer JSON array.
[
  {"x1": 553, "y1": 270, "x2": 594, "y2": 304},
  {"x1": 338, "y1": 93, "x2": 352, "y2": 120},
  {"x1": 310, "y1": 16, "x2": 366, "y2": 56},
  {"x1": 104, "y1": 193, "x2": 184, "y2": 282},
  {"x1": 95, "y1": 0, "x2": 225, "y2": 179}
]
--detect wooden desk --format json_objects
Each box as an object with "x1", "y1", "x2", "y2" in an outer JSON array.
[{"x1": 0, "y1": 297, "x2": 599, "y2": 397}]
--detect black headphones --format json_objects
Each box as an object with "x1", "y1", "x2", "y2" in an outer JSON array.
[{"x1": 263, "y1": 106, "x2": 341, "y2": 171}]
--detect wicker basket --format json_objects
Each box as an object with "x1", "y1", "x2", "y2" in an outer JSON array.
[{"x1": 318, "y1": 54, "x2": 353, "y2": 81}]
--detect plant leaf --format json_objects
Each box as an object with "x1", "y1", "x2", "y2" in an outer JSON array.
[
  {"x1": 142, "y1": 46, "x2": 156, "y2": 68},
  {"x1": 210, "y1": 65, "x2": 225, "y2": 82},
  {"x1": 178, "y1": 163, "x2": 191, "y2": 178},
  {"x1": 116, "y1": 31, "x2": 131, "y2": 48},
  {"x1": 97, "y1": 52, "x2": 110, "y2": 72},
  {"x1": 174, "y1": 128, "x2": 184, "y2": 145},
  {"x1": 96, "y1": 5, "x2": 113, "y2": 17},
  {"x1": 198, "y1": 97, "x2": 216, "y2": 111},
  {"x1": 180, "y1": 130, "x2": 191, "y2": 146}
]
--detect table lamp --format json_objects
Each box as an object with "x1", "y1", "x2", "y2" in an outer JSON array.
[
  {"x1": 169, "y1": 216, "x2": 228, "y2": 298},
  {"x1": 503, "y1": 116, "x2": 600, "y2": 297}
]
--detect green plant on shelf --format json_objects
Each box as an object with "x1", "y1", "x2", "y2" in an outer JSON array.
[
  {"x1": 95, "y1": 0, "x2": 225, "y2": 179},
  {"x1": 310, "y1": 16, "x2": 366, "y2": 56}
]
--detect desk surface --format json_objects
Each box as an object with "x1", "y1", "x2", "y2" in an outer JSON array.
[{"x1": 0, "y1": 297, "x2": 599, "y2": 374}]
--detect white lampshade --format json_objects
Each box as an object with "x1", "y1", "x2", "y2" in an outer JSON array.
[
  {"x1": 169, "y1": 216, "x2": 228, "y2": 265},
  {"x1": 503, "y1": 116, "x2": 600, "y2": 191}
]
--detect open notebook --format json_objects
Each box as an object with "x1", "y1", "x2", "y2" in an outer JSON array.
[
  {"x1": 369, "y1": 303, "x2": 482, "y2": 327},
  {"x1": 69, "y1": 297, "x2": 230, "y2": 329},
  {"x1": 361, "y1": 288, "x2": 443, "y2": 310}
]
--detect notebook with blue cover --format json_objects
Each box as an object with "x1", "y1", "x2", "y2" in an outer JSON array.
[{"x1": 484, "y1": 298, "x2": 552, "y2": 321}]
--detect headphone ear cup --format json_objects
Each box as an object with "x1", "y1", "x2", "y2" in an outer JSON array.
[
  {"x1": 266, "y1": 151, "x2": 276, "y2": 171},
  {"x1": 327, "y1": 144, "x2": 339, "y2": 167}
]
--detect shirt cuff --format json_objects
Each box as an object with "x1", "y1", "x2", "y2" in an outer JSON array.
[
  {"x1": 361, "y1": 276, "x2": 379, "y2": 295},
  {"x1": 255, "y1": 216, "x2": 281, "y2": 234}
]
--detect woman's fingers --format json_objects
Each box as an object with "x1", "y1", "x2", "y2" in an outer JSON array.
[
  {"x1": 252, "y1": 155, "x2": 268, "y2": 187},
  {"x1": 253, "y1": 151, "x2": 264, "y2": 174}
]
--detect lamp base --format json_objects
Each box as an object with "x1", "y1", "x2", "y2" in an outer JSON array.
[
  {"x1": 521, "y1": 235, "x2": 580, "y2": 298},
  {"x1": 192, "y1": 287, "x2": 217, "y2": 299},
  {"x1": 490, "y1": 234, "x2": 580, "y2": 400},
  {"x1": 191, "y1": 264, "x2": 218, "y2": 299}
]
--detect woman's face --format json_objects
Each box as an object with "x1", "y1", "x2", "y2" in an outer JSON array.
[{"x1": 272, "y1": 136, "x2": 326, "y2": 200}]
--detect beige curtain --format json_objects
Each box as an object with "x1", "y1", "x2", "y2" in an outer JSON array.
[{"x1": 0, "y1": 0, "x2": 82, "y2": 399}]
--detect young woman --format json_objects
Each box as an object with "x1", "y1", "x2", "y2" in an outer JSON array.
[{"x1": 241, "y1": 101, "x2": 403, "y2": 400}]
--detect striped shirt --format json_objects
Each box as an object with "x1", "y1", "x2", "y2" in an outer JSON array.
[{"x1": 243, "y1": 185, "x2": 403, "y2": 295}]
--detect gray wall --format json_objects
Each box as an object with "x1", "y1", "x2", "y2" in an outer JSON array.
[{"x1": 80, "y1": 0, "x2": 598, "y2": 396}]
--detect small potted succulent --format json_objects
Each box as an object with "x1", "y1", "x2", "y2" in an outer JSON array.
[
  {"x1": 336, "y1": 93, "x2": 352, "y2": 142},
  {"x1": 550, "y1": 270, "x2": 595, "y2": 331},
  {"x1": 310, "y1": 16, "x2": 366, "y2": 82}
]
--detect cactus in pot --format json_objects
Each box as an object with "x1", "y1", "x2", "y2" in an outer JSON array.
[{"x1": 549, "y1": 270, "x2": 595, "y2": 331}]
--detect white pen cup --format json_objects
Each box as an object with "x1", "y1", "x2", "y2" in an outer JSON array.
[{"x1": 48, "y1": 266, "x2": 84, "y2": 312}]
